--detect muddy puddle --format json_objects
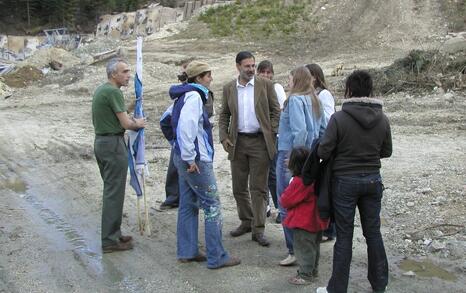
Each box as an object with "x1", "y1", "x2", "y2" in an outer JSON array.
[
  {"x1": 399, "y1": 259, "x2": 457, "y2": 281},
  {"x1": 24, "y1": 191, "x2": 146, "y2": 291},
  {"x1": 0, "y1": 166, "x2": 143, "y2": 291}
]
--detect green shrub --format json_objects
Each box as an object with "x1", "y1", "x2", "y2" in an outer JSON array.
[{"x1": 199, "y1": 0, "x2": 310, "y2": 39}]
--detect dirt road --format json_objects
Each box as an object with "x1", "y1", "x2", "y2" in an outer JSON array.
[{"x1": 1, "y1": 0, "x2": 465, "y2": 292}]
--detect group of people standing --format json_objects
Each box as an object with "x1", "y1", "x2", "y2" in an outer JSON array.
[{"x1": 92, "y1": 51, "x2": 392, "y2": 292}]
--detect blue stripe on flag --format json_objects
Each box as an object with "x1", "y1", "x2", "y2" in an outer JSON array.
[{"x1": 128, "y1": 39, "x2": 146, "y2": 198}]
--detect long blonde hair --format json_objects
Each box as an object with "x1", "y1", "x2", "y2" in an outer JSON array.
[{"x1": 287, "y1": 66, "x2": 321, "y2": 118}]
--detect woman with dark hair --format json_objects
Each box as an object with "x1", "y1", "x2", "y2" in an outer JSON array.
[
  {"x1": 257, "y1": 60, "x2": 287, "y2": 109},
  {"x1": 257, "y1": 60, "x2": 287, "y2": 223},
  {"x1": 160, "y1": 63, "x2": 215, "y2": 211},
  {"x1": 305, "y1": 63, "x2": 335, "y2": 121},
  {"x1": 276, "y1": 66, "x2": 326, "y2": 266},
  {"x1": 306, "y1": 63, "x2": 336, "y2": 242},
  {"x1": 170, "y1": 61, "x2": 240, "y2": 269},
  {"x1": 316, "y1": 70, "x2": 392, "y2": 293}
]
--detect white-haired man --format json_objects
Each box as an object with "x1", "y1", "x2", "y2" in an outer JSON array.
[{"x1": 92, "y1": 58, "x2": 146, "y2": 253}]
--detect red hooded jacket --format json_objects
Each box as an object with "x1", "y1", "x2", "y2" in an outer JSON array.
[{"x1": 280, "y1": 176, "x2": 329, "y2": 233}]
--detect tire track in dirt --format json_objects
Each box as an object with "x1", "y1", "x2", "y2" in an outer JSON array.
[
  {"x1": 0, "y1": 156, "x2": 134, "y2": 290},
  {"x1": 0, "y1": 107, "x2": 203, "y2": 292}
]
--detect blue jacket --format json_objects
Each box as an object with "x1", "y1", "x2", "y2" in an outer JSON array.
[
  {"x1": 170, "y1": 83, "x2": 214, "y2": 164},
  {"x1": 277, "y1": 94, "x2": 327, "y2": 151}
]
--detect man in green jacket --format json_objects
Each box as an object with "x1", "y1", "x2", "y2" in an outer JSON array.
[{"x1": 92, "y1": 58, "x2": 146, "y2": 253}]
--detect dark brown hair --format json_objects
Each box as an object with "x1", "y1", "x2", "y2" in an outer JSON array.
[
  {"x1": 257, "y1": 60, "x2": 274, "y2": 74},
  {"x1": 344, "y1": 70, "x2": 373, "y2": 98},
  {"x1": 288, "y1": 147, "x2": 311, "y2": 177},
  {"x1": 236, "y1": 51, "x2": 255, "y2": 64},
  {"x1": 305, "y1": 63, "x2": 327, "y2": 90}
]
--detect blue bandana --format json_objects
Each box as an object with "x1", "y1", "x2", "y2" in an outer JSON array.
[{"x1": 189, "y1": 83, "x2": 209, "y2": 98}]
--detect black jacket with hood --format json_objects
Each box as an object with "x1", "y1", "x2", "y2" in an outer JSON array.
[
  {"x1": 302, "y1": 138, "x2": 335, "y2": 220},
  {"x1": 317, "y1": 97, "x2": 392, "y2": 175}
]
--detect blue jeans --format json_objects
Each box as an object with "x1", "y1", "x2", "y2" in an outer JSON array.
[
  {"x1": 173, "y1": 153, "x2": 230, "y2": 269},
  {"x1": 276, "y1": 150, "x2": 293, "y2": 255},
  {"x1": 327, "y1": 173, "x2": 388, "y2": 293}
]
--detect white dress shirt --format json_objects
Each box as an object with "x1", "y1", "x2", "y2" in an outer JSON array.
[{"x1": 236, "y1": 78, "x2": 260, "y2": 133}]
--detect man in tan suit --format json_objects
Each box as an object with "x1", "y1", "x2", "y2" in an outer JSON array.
[{"x1": 219, "y1": 51, "x2": 280, "y2": 246}]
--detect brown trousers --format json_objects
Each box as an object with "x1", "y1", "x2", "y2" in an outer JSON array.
[{"x1": 230, "y1": 134, "x2": 270, "y2": 234}]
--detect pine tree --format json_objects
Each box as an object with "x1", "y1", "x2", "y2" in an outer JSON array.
[
  {"x1": 40, "y1": 0, "x2": 65, "y2": 25},
  {"x1": 64, "y1": 0, "x2": 79, "y2": 29}
]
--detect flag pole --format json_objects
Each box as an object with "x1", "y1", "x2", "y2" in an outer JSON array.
[
  {"x1": 137, "y1": 196, "x2": 143, "y2": 234},
  {"x1": 136, "y1": 35, "x2": 150, "y2": 236},
  {"x1": 142, "y1": 168, "x2": 151, "y2": 235}
]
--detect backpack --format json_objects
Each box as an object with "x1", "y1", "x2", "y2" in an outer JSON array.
[{"x1": 160, "y1": 103, "x2": 174, "y2": 142}]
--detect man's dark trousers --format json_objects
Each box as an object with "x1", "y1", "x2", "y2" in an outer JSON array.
[
  {"x1": 94, "y1": 135, "x2": 128, "y2": 247},
  {"x1": 163, "y1": 147, "x2": 179, "y2": 206},
  {"x1": 231, "y1": 134, "x2": 269, "y2": 234}
]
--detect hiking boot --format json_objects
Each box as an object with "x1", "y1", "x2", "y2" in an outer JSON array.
[
  {"x1": 119, "y1": 235, "x2": 133, "y2": 243},
  {"x1": 210, "y1": 256, "x2": 241, "y2": 269},
  {"x1": 178, "y1": 253, "x2": 207, "y2": 263},
  {"x1": 229, "y1": 225, "x2": 252, "y2": 237},
  {"x1": 252, "y1": 233, "x2": 270, "y2": 247},
  {"x1": 279, "y1": 254, "x2": 296, "y2": 266},
  {"x1": 102, "y1": 241, "x2": 133, "y2": 253}
]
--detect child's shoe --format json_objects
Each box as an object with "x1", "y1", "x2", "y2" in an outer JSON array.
[
  {"x1": 288, "y1": 275, "x2": 312, "y2": 285},
  {"x1": 316, "y1": 287, "x2": 328, "y2": 293}
]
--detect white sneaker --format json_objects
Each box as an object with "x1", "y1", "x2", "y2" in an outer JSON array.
[
  {"x1": 316, "y1": 287, "x2": 328, "y2": 293},
  {"x1": 279, "y1": 254, "x2": 296, "y2": 266}
]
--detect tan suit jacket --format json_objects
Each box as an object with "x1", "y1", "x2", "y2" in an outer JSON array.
[{"x1": 219, "y1": 76, "x2": 281, "y2": 160}]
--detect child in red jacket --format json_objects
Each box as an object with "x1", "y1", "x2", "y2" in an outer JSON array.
[{"x1": 279, "y1": 147, "x2": 329, "y2": 285}]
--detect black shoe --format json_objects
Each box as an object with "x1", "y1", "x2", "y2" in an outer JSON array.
[
  {"x1": 252, "y1": 233, "x2": 270, "y2": 247},
  {"x1": 229, "y1": 225, "x2": 252, "y2": 237},
  {"x1": 159, "y1": 202, "x2": 178, "y2": 210},
  {"x1": 102, "y1": 241, "x2": 133, "y2": 253}
]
